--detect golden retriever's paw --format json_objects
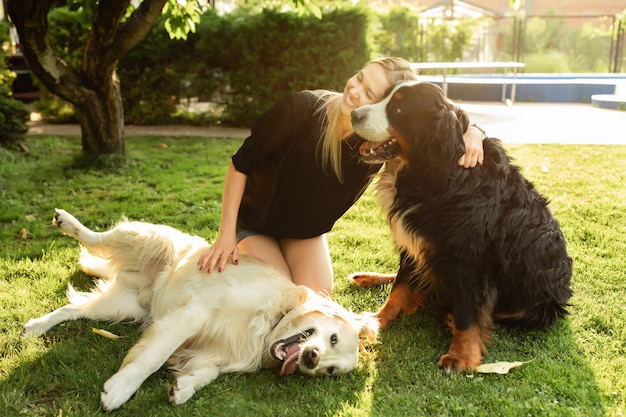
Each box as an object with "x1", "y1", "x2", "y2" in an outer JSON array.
[
  {"x1": 167, "y1": 381, "x2": 194, "y2": 405},
  {"x1": 352, "y1": 312, "x2": 379, "y2": 342},
  {"x1": 21, "y1": 317, "x2": 48, "y2": 338},
  {"x1": 101, "y1": 372, "x2": 141, "y2": 412},
  {"x1": 167, "y1": 369, "x2": 219, "y2": 405},
  {"x1": 52, "y1": 209, "x2": 82, "y2": 238}
]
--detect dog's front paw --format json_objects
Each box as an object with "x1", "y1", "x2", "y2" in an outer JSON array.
[
  {"x1": 348, "y1": 272, "x2": 396, "y2": 288},
  {"x1": 101, "y1": 372, "x2": 141, "y2": 412},
  {"x1": 167, "y1": 380, "x2": 195, "y2": 405},
  {"x1": 52, "y1": 209, "x2": 82, "y2": 238},
  {"x1": 21, "y1": 318, "x2": 47, "y2": 338},
  {"x1": 437, "y1": 353, "x2": 480, "y2": 375}
]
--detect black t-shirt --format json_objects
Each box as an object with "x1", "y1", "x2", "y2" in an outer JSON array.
[{"x1": 231, "y1": 91, "x2": 382, "y2": 238}]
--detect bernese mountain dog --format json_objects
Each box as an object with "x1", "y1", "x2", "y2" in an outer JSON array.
[{"x1": 349, "y1": 81, "x2": 573, "y2": 373}]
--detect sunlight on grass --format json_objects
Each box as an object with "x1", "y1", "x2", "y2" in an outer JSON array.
[{"x1": 1, "y1": 136, "x2": 624, "y2": 416}]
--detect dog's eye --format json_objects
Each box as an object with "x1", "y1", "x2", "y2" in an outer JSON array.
[
  {"x1": 393, "y1": 104, "x2": 402, "y2": 113},
  {"x1": 327, "y1": 367, "x2": 336, "y2": 376},
  {"x1": 330, "y1": 334, "x2": 338, "y2": 345}
]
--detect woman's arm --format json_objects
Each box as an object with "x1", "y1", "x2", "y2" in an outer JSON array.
[
  {"x1": 458, "y1": 124, "x2": 486, "y2": 168},
  {"x1": 197, "y1": 162, "x2": 247, "y2": 273}
]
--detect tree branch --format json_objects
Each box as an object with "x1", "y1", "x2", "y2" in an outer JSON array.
[
  {"x1": 110, "y1": 0, "x2": 168, "y2": 62},
  {"x1": 84, "y1": 0, "x2": 131, "y2": 69},
  {"x1": 6, "y1": 0, "x2": 83, "y2": 103},
  {"x1": 82, "y1": 0, "x2": 166, "y2": 93}
]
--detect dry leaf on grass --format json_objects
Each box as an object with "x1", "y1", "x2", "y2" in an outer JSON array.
[
  {"x1": 475, "y1": 360, "x2": 534, "y2": 374},
  {"x1": 19, "y1": 228, "x2": 27, "y2": 239},
  {"x1": 19, "y1": 142, "x2": 31, "y2": 155},
  {"x1": 92, "y1": 328, "x2": 121, "y2": 340}
]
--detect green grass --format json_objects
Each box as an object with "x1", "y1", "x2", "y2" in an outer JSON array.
[{"x1": 1, "y1": 136, "x2": 625, "y2": 416}]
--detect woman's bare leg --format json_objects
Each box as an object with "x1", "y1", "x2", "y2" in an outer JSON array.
[
  {"x1": 238, "y1": 234, "x2": 334, "y2": 295},
  {"x1": 280, "y1": 234, "x2": 334, "y2": 296},
  {"x1": 238, "y1": 234, "x2": 291, "y2": 279}
]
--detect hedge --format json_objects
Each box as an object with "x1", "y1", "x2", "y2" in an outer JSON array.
[
  {"x1": 181, "y1": 7, "x2": 371, "y2": 126},
  {"x1": 30, "y1": 6, "x2": 372, "y2": 126}
]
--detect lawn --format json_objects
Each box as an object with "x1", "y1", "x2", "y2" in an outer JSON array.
[{"x1": 1, "y1": 135, "x2": 625, "y2": 416}]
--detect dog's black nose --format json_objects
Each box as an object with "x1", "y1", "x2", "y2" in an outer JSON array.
[
  {"x1": 351, "y1": 110, "x2": 365, "y2": 125},
  {"x1": 302, "y1": 348, "x2": 320, "y2": 369}
]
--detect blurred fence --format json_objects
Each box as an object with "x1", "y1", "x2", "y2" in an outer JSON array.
[{"x1": 453, "y1": 14, "x2": 625, "y2": 74}]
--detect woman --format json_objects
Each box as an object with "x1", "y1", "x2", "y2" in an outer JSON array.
[{"x1": 197, "y1": 57, "x2": 485, "y2": 295}]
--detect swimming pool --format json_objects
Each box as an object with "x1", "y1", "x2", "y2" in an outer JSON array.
[{"x1": 417, "y1": 73, "x2": 626, "y2": 106}]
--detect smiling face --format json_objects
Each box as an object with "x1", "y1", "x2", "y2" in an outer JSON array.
[
  {"x1": 340, "y1": 63, "x2": 393, "y2": 118},
  {"x1": 291, "y1": 312, "x2": 362, "y2": 376},
  {"x1": 350, "y1": 80, "x2": 422, "y2": 162},
  {"x1": 351, "y1": 81, "x2": 468, "y2": 165},
  {"x1": 267, "y1": 296, "x2": 379, "y2": 377}
]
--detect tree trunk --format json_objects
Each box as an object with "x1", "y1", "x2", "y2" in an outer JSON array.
[
  {"x1": 7, "y1": 0, "x2": 167, "y2": 163},
  {"x1": 76, "y1": 77, "x2": 126, "y2": 158}
]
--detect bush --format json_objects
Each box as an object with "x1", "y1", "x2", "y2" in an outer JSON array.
[
  {"x1": 0, "y1": 22, "x2": 15, "y2": 97},
  {"x1": 498, "y1": 15, "x2": 614, "y2": 73},
  {"x1": 0, "y1": 21, "x2": 30, "y2": 144},
  {"x1": 524, "y1": 51, "x2": 572, "y2": 73},
  {"x1": 118, "y1": 17, "x2": 186, "y2": 125},
  {"x1": 192, "y1": 7, "x2": 371, "y2": 126},
  {"x1": 179, "y1": 9, "x2": 231, "y2": 104},
  {"x1": 0, "y1": 95, "x2": 30, "y2": 144},
  {"x1": 32, "y1": 90, "x2": 78, "y2": 123},
  {"x1": 372, "y1": 6, "x2": 425, "y2": 61},
  {"x1": 28, "y1": 6, "x2": 372, "y2": 127}
]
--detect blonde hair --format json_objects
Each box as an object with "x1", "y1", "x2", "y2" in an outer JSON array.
[{"x1": 309, "y1": 57, "x2": 417, "y2": 181}]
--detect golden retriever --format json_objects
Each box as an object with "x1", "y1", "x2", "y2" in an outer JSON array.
[{"x1": 22, "y1": 209, "x2": 378, "y2": 411}]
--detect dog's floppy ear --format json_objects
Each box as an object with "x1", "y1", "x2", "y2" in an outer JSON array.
[
  {"x1": 352, "y1": 312, "x2": 379, "y2": 343},
  {"x1": 433, "y1": 108, "x2": 466, "y2": 163},
  {"x1": 455, "y1": 105, "x2": 469, "y2": 132},
  {"x1": 282, "y1": 285, "x2": 310, "y2": 311},
  {"x1": 452, "y1": 105, "x2": 470, "y2": 158}
]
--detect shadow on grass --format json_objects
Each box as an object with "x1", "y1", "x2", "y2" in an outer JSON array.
[{"x1": 367, "y1": 308, "x2": 605, "y2": 416}]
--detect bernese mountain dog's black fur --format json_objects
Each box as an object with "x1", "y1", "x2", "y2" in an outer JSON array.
[{"x1": 350, "y1": 81, "x2": 573, "y2": 373}]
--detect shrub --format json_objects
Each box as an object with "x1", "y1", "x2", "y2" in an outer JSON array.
[
  {"x1": 28, "y1": 6, "x2": 372, "y2": 127},
  {"x1": 372, "y1": 6, "x2": 425, "y2": 62},
  {"x1": 524, "y1": 51, "x2": 572, "y2": 73},
  {"x1": 0, "y1": 95, "x2": 30, "y2": 144},
  {"x1": 179, "y1": 9, "x2": 232, "y2": 104},
  {"x1": 0, "y1": 21, "x2": 30, "y2": 144},
  {"x1": 199, "y1": 7, "x2": 370, "y2": 126},
  {"x1": 118, "y1": 17, "x2": 186, "y2": 125}
]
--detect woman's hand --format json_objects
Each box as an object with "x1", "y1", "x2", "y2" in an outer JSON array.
[
  {"x1": 458, "y1": 124, "x2": 485, "y2": 168},
  {"x1": 198, "y1": 162, "x2": 247, "y2": 273},
  {"x1": 197, "y1": 232, "x2": 239, "y2": 273}
]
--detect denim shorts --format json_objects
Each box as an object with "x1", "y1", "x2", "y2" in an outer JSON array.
[{"x1": 235, "y1": 224, "x2": 261, "y2": 243}]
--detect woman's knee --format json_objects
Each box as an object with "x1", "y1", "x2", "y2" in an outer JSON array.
[
  {"x1": 238, "y1": 234, "x2": 291, "y2": 279},
  {"x1": 281, "y1": 235, "x2": 334, "y2": 295}
]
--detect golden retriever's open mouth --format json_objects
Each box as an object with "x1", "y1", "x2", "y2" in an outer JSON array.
[
  {"x1": 359, "y1": 138, "x2": 400, "y2": 163},
  {"x1": 270, "y1": 328, "x2": 314, "y2": 376}
]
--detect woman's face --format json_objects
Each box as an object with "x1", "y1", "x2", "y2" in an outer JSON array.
[{"x1": 340, "y1": 63, "x2": 392, "y2": 118}]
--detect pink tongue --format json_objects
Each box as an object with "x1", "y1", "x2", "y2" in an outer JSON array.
[{"x1": 279, "y1": 343, "x2": 302, "y2": 376}]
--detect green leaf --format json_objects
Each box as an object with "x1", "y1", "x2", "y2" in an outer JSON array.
[{"x1": 293, "y1": 0, "x2": 322, "y2": 19}]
